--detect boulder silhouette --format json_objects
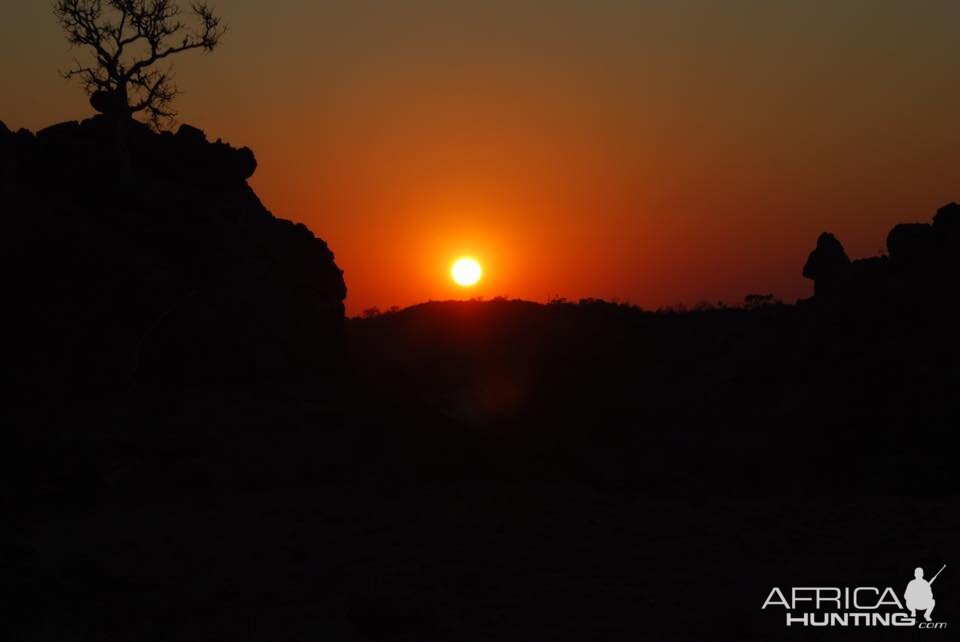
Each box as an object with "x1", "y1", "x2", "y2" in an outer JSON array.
[
  {"x1": 176, "y1": 123, "x2": 207, "y2": 143},
  {"x1": 89, "y1": 89, "x2": 124, "y2": 116},
  {"x1": 933, "y1": 202, "x2": 960, "y2": 254},
  {"x1": 3, "y1": 116, "x2": 345, "y2": 388},
  {"x1": 802, "y1": 232, "x2": 850, "y2": 298},
  {"x1": 933, "y1": 202, "x2": 960, "y2": 232},
  {"x1": 887, "y1": 223, "x2": 934, "y2": 264}
]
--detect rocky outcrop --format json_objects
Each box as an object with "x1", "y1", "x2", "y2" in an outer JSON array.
[
  {"x1": 803, "y1": 203, "x2": 959, "y2": 310},
  {"x1": 2, "y1": 116, "x2": 346, "y2": 388}
]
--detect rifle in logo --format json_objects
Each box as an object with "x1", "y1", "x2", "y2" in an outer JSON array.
[{"x1": 931, "y1": 565, "x2": 947, "y2": 584}]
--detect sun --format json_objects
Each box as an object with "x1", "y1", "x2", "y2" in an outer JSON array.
[{"x1": 451, "y1": 257, "x2": 483, "y2": 287}]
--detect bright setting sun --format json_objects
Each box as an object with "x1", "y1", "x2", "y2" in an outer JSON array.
[{"x1": 451, "y1": 257, "x2": 482, "y2": 287}]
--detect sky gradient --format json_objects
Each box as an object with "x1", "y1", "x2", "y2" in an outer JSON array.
[{"x1": 3, "y1": 1, "x2": 958, "y2": 314}]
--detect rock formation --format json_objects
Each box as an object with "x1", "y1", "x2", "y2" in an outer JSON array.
[
  {"x1": 1, "y1": 116, "x2": 346, "y2": 389},
  {"x1": 803, "y1": 203, "x2": 959, "y2": 309}
]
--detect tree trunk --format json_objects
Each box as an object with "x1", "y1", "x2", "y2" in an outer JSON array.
[{"x1": 114, "y1": 85, "x2": 133, "y2": 175}]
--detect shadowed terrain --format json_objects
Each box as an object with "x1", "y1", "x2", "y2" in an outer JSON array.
[{"x1": 5, "y1": 118, "x2": 957, "y2": 640}]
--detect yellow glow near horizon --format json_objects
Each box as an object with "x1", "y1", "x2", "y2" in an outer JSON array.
[{"x1": 451, "y1": 257, "x2": 483, "y2": 287}]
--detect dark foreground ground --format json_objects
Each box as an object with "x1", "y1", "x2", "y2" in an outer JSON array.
[{"x1": 9, "y1": 300, "x2": 958, "y2": 641}]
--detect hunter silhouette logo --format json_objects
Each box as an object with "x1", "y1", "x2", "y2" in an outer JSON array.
[
  {"x1": 762, "y1": 564, "x2": 947, "y2": 629},
  {"x1": 906, "y1": 565, "x2": 945, "y2": 622}
]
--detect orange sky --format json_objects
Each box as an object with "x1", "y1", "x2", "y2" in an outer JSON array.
[{"x1": 3, "y1": 1, "x2": 958, "y2": 314}]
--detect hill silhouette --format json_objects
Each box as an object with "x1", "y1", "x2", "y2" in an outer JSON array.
[
  {"x1": 5, "y1": 117, "x2": 957, "y2": 640},
  {"x1": 349, "y1": 288, "x2": 953, "y2": 493}
]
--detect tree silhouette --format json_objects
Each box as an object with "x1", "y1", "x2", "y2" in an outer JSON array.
[{"x1": 54, "y1": 0, "x2": 225, "y2": 129}]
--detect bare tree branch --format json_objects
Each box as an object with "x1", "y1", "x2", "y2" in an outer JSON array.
[{"x1": 54, "y1": 0, "x2": 225, "y2": 130}]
